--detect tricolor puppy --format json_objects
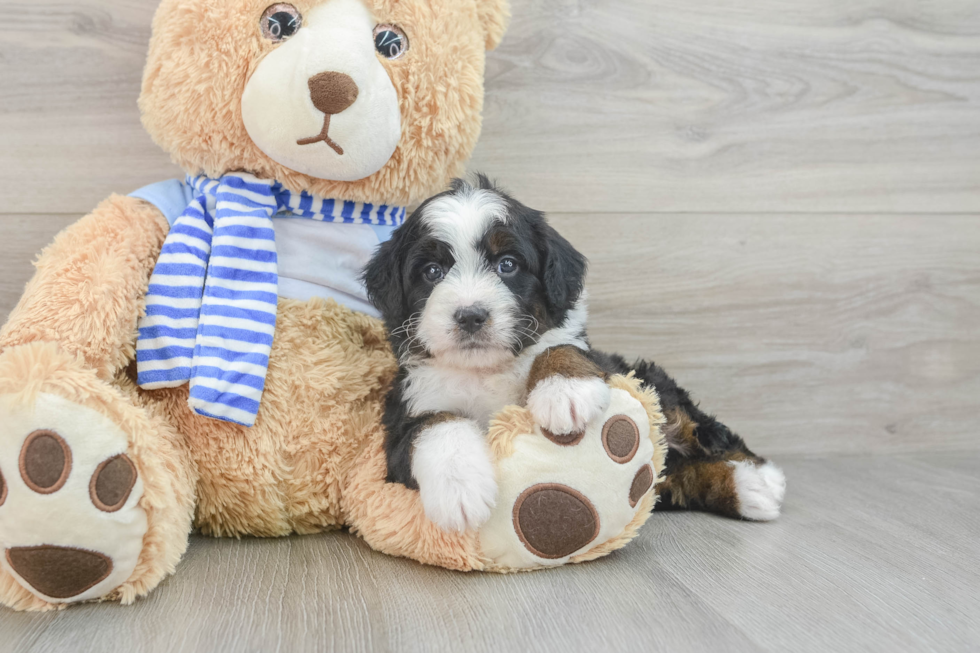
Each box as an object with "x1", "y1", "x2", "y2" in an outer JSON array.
[
  {"x1": 364, "y1": 176, "x2": 606, "y2": 531},
  {"x1": 364, "y1": 177, "x2": 786, "y2": 532}
]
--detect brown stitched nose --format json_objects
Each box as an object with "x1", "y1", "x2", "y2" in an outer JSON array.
[{"x1": 308, "y1": 72, "x2": 359, "y2": 115}]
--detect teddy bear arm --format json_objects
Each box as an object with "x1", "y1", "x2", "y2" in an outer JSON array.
[{"x1": 0, "y1": 195, "x2": 170, "y2": 381}]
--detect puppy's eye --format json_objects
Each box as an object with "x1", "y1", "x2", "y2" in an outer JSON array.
[
  {"x1": 496, "y1": 257, "x2": 519, "y2": 276},
  {"x1": 374, "y1": 24, "x2": 409, "y2": 59},
  {"x1": 261, "y1": 4, "x2": 302, "y2": 42},
  {"x1": 422, "y1": 263, "x2": 444, "y2": 283}
]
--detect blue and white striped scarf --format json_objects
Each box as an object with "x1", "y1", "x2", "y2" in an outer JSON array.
[{"x1": 136, "y1": 172, "x2": 406, "y2": 427}]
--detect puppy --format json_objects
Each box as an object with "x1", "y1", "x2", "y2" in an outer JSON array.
[{"x1": 364, "y1": 176, "x2": 786, "y2": 532}]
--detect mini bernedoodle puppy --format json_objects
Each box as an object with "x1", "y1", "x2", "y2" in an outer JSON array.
[{"x1": 364, "y1": 176, "x2": 786, "y2": 532}]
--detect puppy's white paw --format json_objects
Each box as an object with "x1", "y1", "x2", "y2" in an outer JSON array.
[
  {"x1": 730, "y1": 460, "x2": 786, "y2": 521},
  {"x1": 412, "y1": 419, "x2": 497, "y2": 533},
  {"x1": 526, "y1": 376, "x2": 612, "y2": 435},
  {"x1": 757, "y1": 460, "x2": 787, "y2": 504}
]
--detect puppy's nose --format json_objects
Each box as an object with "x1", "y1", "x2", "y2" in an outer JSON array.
[
  {"x1": 307, "y1": 72, "x2": 359, "y2": 115},
  {"x1": 455, "y1": 307, "x2": 490, "y2": 334}
]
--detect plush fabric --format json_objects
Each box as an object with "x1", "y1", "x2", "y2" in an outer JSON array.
[
  {"x1": 480, "y1": 377, "x2": 667, "y2": 571},
  {"x1": 135, "y1": 172, "x2": 406, "y2": 426},
  {"x1": 241, "y1": 0, "x2": 404, "y2": 181},
  {"x1": 0, "y1": 340, "x2": 197, "y2": 611},
  {"x1": 130, "y1": 178, "x2": 399, "y2": 316},
  {"x1": 0, "y1": 0, "x2": 666, "y2": 612},
  {"x1": 140, "y1": 0, "x2": 502, "y2": 207},
  {"x1": 0, "y1": 196, "x2": 169, "y2": 382}
]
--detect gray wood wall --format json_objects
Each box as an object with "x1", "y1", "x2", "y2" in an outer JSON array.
[{"x1": 1, "y1": 0, "x2": 978, "y2": 457}]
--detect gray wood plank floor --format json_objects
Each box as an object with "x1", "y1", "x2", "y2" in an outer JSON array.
[
  {"x1": 0, "y1": 0, "x2": 978, "y2": 651},
  {"x1": 1, "y1": 452, "x2": 978, "y2": 652}
]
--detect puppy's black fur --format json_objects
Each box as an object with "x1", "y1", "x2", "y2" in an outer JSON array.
[
  {"x1": 364, "y1": 175, "x2": 590, "y2": 488},
  {"x1": 587, "y1": 350, "x2": 764, "y2": 512},
  {"x1": 365, "y1": 176, "x2": 586, "y2": 362},
  {"x1": 365, "y1": 176, "x2": 773, "y2": 519}
]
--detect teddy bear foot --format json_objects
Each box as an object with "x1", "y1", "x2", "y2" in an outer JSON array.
[
  {"x1": 479, "y1": 376, "x2": 666, "y2": 571},
  {"x1": 0, "y1": 343, "x2": 195, "y2": 610},
  {"x1": 0, "y1": 393, "x2": 146, "y2": 605}
]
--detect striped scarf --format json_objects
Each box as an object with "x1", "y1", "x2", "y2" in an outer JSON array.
[{"x1": 135, "y1": 172, "x2": 406, "y2": 427}]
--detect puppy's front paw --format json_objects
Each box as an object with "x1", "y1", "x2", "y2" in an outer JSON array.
[
  {"x1": 412, "y1": 419, "x2": 497, "y2": 532},
  {"x1": 526, "y1": 376, "x2": 612, "y2": 435}
]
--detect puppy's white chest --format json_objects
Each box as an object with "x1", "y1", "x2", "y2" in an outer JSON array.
[{"x1": 403, "y1": 365, "x2": 524, "y2": 428}]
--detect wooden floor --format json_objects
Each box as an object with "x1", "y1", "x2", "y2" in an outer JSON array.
[
  {"x1": 1, "y1": 0, "x2": 978, "y2": 651},
  {"x1": 2, "y1": 452, "x2": 979, "y2": 652}
]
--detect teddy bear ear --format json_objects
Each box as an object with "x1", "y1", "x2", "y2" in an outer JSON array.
[{"x1": 477, "y1": 0, "x2": 511, "y2": 51}]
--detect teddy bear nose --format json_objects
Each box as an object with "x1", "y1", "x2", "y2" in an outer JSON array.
[{"x1": 307, "y1": 72, "x2": 359, "y2": 116}]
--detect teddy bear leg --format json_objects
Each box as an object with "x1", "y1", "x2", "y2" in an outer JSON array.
[
  {"x1": 0, "y1": 342, "x2": 197, "y2": 611},
  {"x1": 341, "y1": 421, "x2": 486, "y2": 572},
  {"x1": 0, "y1": 194, "x2": 170, "y2": 382},
  {"x1": 341, "y1": 376, "x2": 667, "y2": 573}
]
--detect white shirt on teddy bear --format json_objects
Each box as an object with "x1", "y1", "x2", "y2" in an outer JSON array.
[{"x1": 131, "y1": 178, "x2": 392, "y2": 318}]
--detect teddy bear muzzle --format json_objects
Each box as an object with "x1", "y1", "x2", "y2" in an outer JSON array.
[{"x1": 240, "y1": 0, "x2": 402, "y2": 182}]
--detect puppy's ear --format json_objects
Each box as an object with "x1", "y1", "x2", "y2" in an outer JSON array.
[
  {"x1": 476, "y1": 0, "x2": 510, "y2": 51},
  {"x1": 475, "y1": 173, "x2": 496, "y2": 191},
  {"x1": 539, "y1": 222, "x2": 587, "y2": 318},
  {"x1": 363, "y1": 234, "x2": 407, "y2": 328},
  {"x1": 449, "y1": 177, "x2": 471, "y2": 194}
]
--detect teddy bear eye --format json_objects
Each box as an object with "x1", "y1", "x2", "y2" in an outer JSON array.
[
  {"x1": 261, "y1": 4, "x2": 302, "y2": 42},
  {"x1": 373, "y1": 25, "x2": 409, "y2": 60}
]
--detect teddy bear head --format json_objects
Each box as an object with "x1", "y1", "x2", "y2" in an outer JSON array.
[{"x1": 139, "y1": 0, "x2": 509, "y2": 206}]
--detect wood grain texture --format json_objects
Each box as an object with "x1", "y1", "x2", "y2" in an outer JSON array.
[
  {"x1": 0, "y1": 452, "x2": 977, "y2": 653},
  {"x1": 0, "y1": 1, "x2": 181, "y2": 214},
  {"x1": 471, "y1": 0, "x2": 980, "y2": 213},
  {"x1": 548, "y1": 213, "x2": 980, "y2": 455},
  {"x1": 1, "y1": 0, "x2": 979, "y2": 213}
]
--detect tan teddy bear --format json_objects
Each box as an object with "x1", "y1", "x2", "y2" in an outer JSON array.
[{"x1": 0, "y1": 0, "x2": 673, "y2": 611}]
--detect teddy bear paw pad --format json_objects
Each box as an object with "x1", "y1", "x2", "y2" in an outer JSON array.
[
  {"x1": 0, "y1": 393, "x2": 147, "y2": 603},
  {"x1": 513, "y1": 483, "x2": 600, "y2": 559},
  {"x1": 480, "y1": 387, "x2": 659, "y2": 570}
]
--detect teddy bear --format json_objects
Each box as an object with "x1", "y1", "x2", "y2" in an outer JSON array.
[{"x1": 0, "y1": 0, "x2": 669, "y2": 611}]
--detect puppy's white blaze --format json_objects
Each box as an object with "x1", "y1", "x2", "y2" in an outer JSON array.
[
  {"x1": 418, "y1": 272, "x2": 518, "y2": 360},
  {"x1": 421, "y1": 188, "x2": 507, "y2": 263},
  {"x1": 416, "y1": 188, "x2": 519, "y2": 368},
  {"x1": 411, "y1": 419, "x2": 498, "y2": 532},
  {"x1": 526, "y1": 375, "x2": 611, "y2": 435},
  {"x1": 730, "y1": 460, "x2": 786, "y2": 521}
]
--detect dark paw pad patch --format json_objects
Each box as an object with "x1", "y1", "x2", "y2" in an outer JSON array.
[
  {"x1": 5, "y1": 546, "x2": 112, "y2": 599},
  {"x1": 602, "y1": 415, "x2": 640, "y2": 464},
  {"x1": 90, "y1": 454, "x2": 137, "y2": 513},
  {"x1": 629, "y1": 464, "x2": 654, "y2": 507},
  {"x1": 513, "y1": 483, "x2": 600, "y2": 559},
  {"x1": 20, "y1": 430, "x2": 72, "y2": 494},
  {"x1": 540, "y1": 428, "x2": 585, "y2": 447}
]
